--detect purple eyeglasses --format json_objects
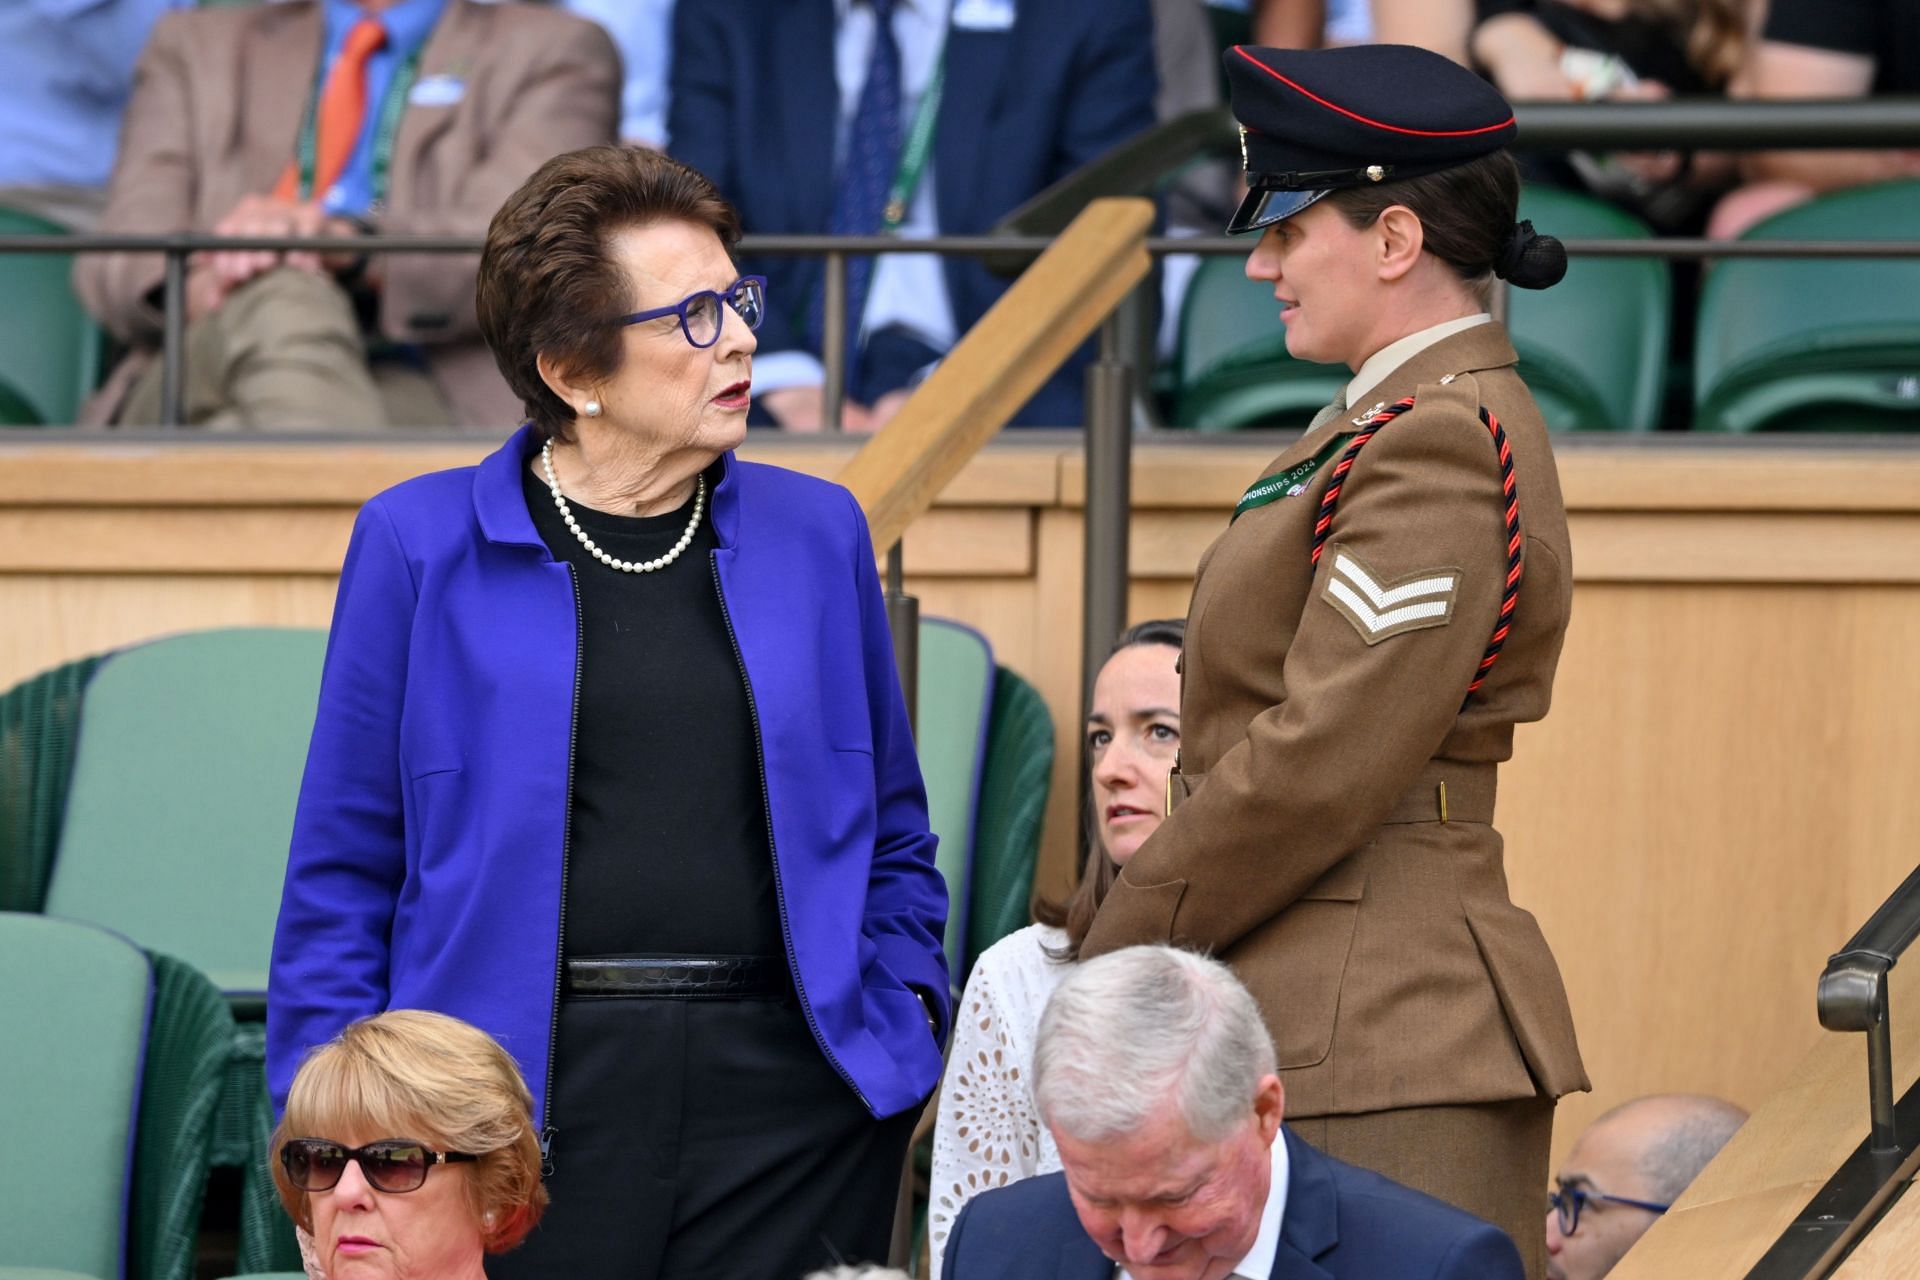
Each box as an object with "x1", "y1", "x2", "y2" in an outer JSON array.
[{"x1": 615, "y1": 275, "x2": 767, "y2": 349}]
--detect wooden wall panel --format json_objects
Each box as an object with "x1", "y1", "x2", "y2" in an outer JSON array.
[{"x1": 6, "y1": 436, "x2": 1920, "y2": 1186}]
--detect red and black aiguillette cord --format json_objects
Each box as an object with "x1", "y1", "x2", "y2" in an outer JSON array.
[{"x1": 1308, "y1": 397, "x2": 1521, "y2": 709}]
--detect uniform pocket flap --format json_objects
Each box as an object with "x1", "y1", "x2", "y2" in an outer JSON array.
[{"x1": 1299, "y1": 859, "x2": 1367, "y2": 902}]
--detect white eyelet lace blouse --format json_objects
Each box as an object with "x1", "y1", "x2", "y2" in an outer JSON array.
[{"x1": 927, "y1": 922, "x2": 1075, "y2": 1280}]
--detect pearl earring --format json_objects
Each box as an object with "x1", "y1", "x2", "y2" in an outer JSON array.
[{"x1": 583, "y1": 399, "x2": 602, "y2": 418}]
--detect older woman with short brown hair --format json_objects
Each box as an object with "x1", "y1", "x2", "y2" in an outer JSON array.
[
  {"x1": 268, "y1": 144, "x2": 950, "y2": 1276},
  {"x1": 273, "y1": 1010, "x2": 546, "y2": 1279}
]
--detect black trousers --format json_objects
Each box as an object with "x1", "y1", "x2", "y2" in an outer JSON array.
[{"x1": 487, "y1": 995, "x2": 918, "y2": 1280}]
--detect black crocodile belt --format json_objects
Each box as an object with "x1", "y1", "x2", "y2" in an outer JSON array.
[{"x1": 564, "y1": 954, "x2": 790, "y2": 1000}]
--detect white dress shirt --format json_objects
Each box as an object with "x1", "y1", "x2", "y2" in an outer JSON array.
[
  {"x1": 1344, "y1": 313, "x2": 1493, "y2": 412},
  {"x1": 560, "y1": 0, "x2": 676, "y2": 147},
  {"x1": 753, "y1": 0, "x2": 957, "y2": 396},
  {"x1": 1117, "y1": 1134, "x2": 1291, "y2": 1280}
]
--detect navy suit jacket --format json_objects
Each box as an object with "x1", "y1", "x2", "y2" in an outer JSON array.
[
  {"x1": 942, "y1": 1128, "x2": 1526, "y2": 1280},
  {"x1": 667, "y1": 0, "x2": 1157, "y2": 425}
]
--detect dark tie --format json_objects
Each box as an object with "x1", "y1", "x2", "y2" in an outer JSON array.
[{"x1": 819, "y1": 0, "x2": 902, "y2": 399}]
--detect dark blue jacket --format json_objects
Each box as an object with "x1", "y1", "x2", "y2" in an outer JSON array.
[
  {"x1": 267, "y1": 426, "x2": 950, "y2": 1128},
  {"x1": 666, "y1": 0, "x2": 1158, "y2": 426},
  {"x1": 942, "y1": 1128, "x2": 1525, "y2": 1280}
]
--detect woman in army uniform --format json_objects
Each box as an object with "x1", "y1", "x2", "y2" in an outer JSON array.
[{"x1": 1081, "y1": 43, "x2": 1586, "y2": 1280}]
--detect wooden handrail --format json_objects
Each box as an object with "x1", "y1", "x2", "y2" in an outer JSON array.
[{"x1": 835, "y1": 197, "x2": 1154, "y2": 551}]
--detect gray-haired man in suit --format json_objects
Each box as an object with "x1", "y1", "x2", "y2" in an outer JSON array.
[{"x1": 943, "y1": 945, "x2": 1526, "y2": 1280}]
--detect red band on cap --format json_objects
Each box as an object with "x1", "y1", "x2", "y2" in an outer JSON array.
[{"x1": 1232, "y1": 47, "x2": 1516, "y2": 139}]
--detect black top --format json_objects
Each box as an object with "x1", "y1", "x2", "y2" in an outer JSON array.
[
  {"x1": 1765, "y1": 0, "x2": 1919, "y2": 93},
  {"x1": 1475, "y1": 0, "x2": 1707, "y2": 94},
  {"x1": 522, "y1": 459, "x2": 783, "y2": 961}
]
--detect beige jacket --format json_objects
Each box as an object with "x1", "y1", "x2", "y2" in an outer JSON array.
[
  {"x1": 75, "y1": 1, "x2": 619, "y2": 427},
  {"x1": 1082, "y1": 323, "x2": 1589, "y2": 1119}
]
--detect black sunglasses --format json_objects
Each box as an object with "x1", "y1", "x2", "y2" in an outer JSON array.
[{"x1": 281, "y1": 1138, "x2": 479, "y2": 1194}]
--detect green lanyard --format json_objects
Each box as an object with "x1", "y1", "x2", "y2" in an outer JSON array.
[
  {"x1": 1232, "y1": 432, "x2": 1354, "y2": 522},
  {"x1": 880, "y1": 52, "x2": 945, "y2": 231},
  {"x1": 291, "y1": 43, "x2": 425, "y2": 208}
]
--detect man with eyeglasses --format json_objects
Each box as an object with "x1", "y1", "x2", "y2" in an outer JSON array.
[{"x1": 1546, "y1": 1094, "x2": 1747, "y2": 1280}]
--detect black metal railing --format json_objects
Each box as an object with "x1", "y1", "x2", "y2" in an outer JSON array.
[
  {"x1": 1742, "y1": 867, "x2": 1920, "y2": 1279},
  {"x1": 995, "y1": 97, "x2": 1920, "y2": 235},
  {"x1": 1821, "y1": 864, "x2": 1920, "y2": 1154},
  {"x1": 5, "y1": 98, "x2": 1920, "y2": 812}
]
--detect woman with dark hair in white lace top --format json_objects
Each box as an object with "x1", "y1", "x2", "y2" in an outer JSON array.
[{"x1": 925, "y1": 620, "x2": 1184, "y2": 1277}]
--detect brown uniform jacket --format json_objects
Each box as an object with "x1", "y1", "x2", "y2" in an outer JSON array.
[
  {"x1": 1082, "y1": 323, "x2": 1589, "y2": 1120},
  {"x1": 74, "y1": 1, "x2": 619, "y2": 427}
]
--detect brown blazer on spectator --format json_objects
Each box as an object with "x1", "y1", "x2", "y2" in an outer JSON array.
[
  {"x1": 1082, "y1": 322, "x2": 1588, "y2": 1122},
  {"x1": 75, "y1": 1, "x2": 619, "y2": 427}
]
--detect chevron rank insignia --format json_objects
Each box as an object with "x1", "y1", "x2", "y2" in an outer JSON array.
[{"x1": 1322, "y1": 547, "x2": 1461, "y2": 644}]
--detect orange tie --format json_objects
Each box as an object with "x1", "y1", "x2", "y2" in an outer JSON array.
[{"x1": 275, "y1": 17, "x2": 389, "y2": 202}]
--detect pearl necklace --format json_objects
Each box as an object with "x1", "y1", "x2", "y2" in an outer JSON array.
[{"x1": 541, "y1": 440, "x2": 706, "y2": 573}]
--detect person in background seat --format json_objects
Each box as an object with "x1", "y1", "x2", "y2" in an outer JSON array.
[
  {"x1": 1546, "y1": 1094, "x2": 1747, "y2": 1280},
  {"x1": 927, "y1": 619, "x2": 1185, "y2": 1277},
  {"x1": 666, "y1": 0, "x2": 1158, "y2": 431},
  {"x1": 273, "y1": 1009, "x2": 547, "y2": 1280},
  {"x1": 75, "y1": 0, "x2": 618, "y2": 429},
  {"x1": 943, "y1": 946, "x2": 1527, "y2": 1280}
]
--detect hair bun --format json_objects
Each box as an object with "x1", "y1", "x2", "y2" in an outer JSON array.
[{"x1": 1494, "y1": 220, "x2": 1568, "y2": 290}]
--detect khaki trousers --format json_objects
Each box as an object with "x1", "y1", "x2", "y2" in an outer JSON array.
[
  {"x1": 1290, "y1": 1096, "x2": 1555, "y2": 1280},
  {"x1": 116, "y1": 266, "x2": 452, "y2": 430}
]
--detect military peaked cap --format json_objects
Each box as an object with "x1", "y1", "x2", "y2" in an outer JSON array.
[{"x1": 1224, "y1": 44, "x2": 1519, "y2": 234}]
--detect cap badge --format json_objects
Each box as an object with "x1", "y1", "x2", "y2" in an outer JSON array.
[{"x1": 1365, "y1": 165, "x2": 1386, "y2": 182}]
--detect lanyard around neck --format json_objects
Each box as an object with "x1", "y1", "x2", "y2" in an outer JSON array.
[
  {"x1": 1232, "y1": 431, "x2": 1354, "y2": 522},
  {"x1": 291, "y1": 40, "x2": 426, "y2": 209},
  {"x1": 880, "y1": 48, "x2": 945, "y2": 232}
]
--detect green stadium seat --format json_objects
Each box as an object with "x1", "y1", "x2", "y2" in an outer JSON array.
[
  {"x1": 963, "y1": 666, "x2": 1054, "y2": 980},
  {"x1": 1169, "y1": 185, "x2": 1669, "y2": 431},
  {"x1": 1171, "y1": 252, "x2": 1346, "y2": 430},
  {"x1": 1696, "y1": 179, "x2": 1920, "y2": 432},
  {"x1": 916, "y1": 619, "x2": 996, "y2": 980},
  {"x1": 1512, "y1": 185, "x2": 1668, "y2": 431},
  {"x1": 0, "y1": 913, "x2": 152, "y2": 1280},
  {"x1": 43, "y1": 628, "x2": 327, "y2": 1002},
  {"x1": 0, "y1": 205, "x2": 102, "y2": 427},
  {"x1": 133, "y1": 953, "x2": 248, "y2": 1280},
  {"x1": 0, "y1": 651, "x2": 106, "y2": 913}
]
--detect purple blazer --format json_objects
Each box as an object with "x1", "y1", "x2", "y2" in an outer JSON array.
[{"x1": 267, "y1": 426, "x2": 950, "y2": 1129}]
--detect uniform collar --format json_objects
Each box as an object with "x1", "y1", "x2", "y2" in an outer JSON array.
[
  {"x1": 1342, "y1": 320, "x2": 1520, "y2": 423},
  {"x1": 1345, "y1": 313, "x2": 1491, "y2": 410}
]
